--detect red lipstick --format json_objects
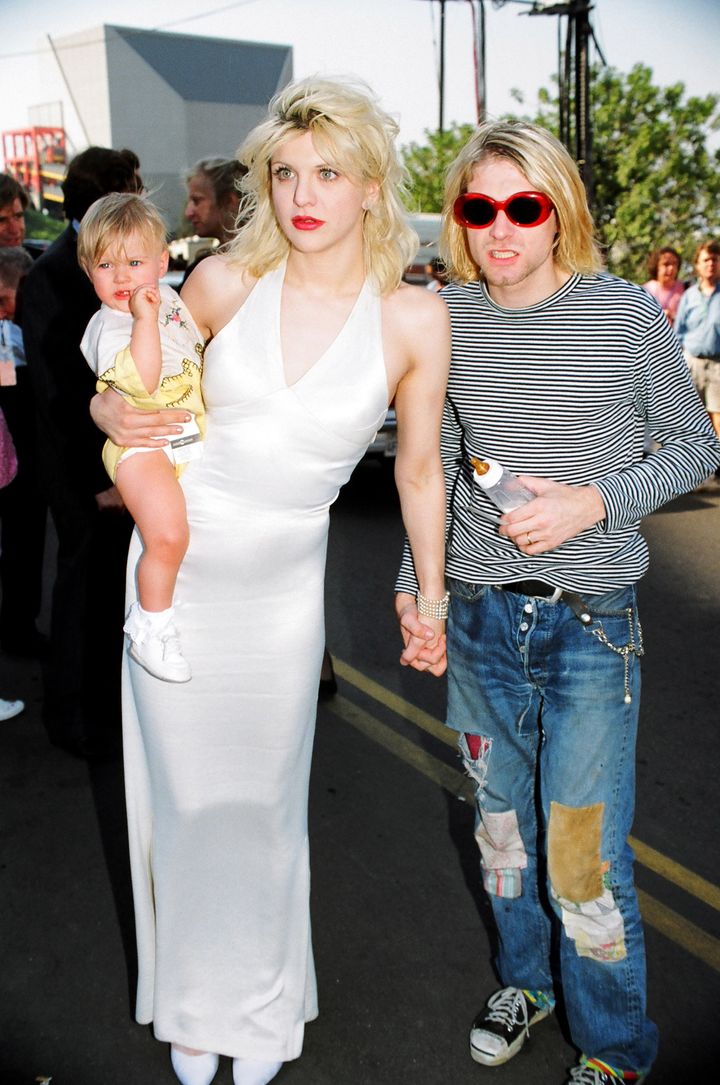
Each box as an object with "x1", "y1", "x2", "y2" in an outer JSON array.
[{"x1": 292, "y1": 216, "x2": 325, "y2": 230}]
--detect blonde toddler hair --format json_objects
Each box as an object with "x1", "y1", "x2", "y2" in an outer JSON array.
[{"x1": 77, "y1": 192, "x2": 167, "y2": 275}]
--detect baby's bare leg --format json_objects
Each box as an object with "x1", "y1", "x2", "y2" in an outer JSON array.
[{"x1": 115, "y1": 451, "x2": 189, "y2": 612}]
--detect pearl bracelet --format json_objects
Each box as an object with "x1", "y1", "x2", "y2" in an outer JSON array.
[{"x1": 416, "y1": 590, "x2": 450, "y2": 620}]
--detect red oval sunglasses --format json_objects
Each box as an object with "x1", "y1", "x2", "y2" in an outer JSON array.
[{"x1": 453, "y1": 191, "x2": 554, "y2": 229}]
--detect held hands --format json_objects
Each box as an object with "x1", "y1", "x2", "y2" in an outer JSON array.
[
  {"x1": 498, "y1": 476, "x2": 606, "y2": 554},
  {"x1": 395, "y1": 591, "x2": 447, "y2": 677},
  {"x1": 129, "y1": 283, "x2": 161, "y2": 320}
]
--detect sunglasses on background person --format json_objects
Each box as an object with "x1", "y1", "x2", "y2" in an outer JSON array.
[{"x1": 453, "y1": 191, "x2": 554, "y2": 229}]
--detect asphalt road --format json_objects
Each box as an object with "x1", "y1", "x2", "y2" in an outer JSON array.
[{"x1": 1, "y1": 462, "x2": 718, "y2": 1084}]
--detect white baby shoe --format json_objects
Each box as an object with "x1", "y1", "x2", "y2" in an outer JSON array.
[{"x1": 124, "y1": 603, "x2": 191, "y2": 683}]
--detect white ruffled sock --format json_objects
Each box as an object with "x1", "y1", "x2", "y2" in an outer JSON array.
[
  {"x1": 232, "y1": 1058, "x2": 282, "y2": 1085},
  {"x1": 138, "y1": 603, "x2": 175, "y2": 629},
  {"x1": 170, "y1": 1046, "x2": 219, "y2": 1085},
  {"x1": 124, "y1": 602, "x2": 175, "y2": 640}
]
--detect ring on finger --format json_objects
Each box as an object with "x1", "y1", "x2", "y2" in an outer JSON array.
[{"x1": 526, "y1": 532, "x2": 533, "y2": 546}]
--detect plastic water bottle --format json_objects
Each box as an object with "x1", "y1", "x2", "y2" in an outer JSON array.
[{"x1": 470, "y1": 457, "x2": 536, "y2": 513}]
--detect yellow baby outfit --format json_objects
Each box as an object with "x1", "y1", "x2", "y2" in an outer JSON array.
[{"x1": 81, "y1": 284, "x2": 205, "y2": 481}]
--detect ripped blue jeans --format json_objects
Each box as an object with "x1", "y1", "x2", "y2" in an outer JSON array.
[{"x1": 447, "y1": 579, "x2": 657, "y2": 1075}]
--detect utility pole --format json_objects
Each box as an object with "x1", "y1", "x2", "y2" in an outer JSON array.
[
  {"x1": 523, "y1": 0, "x2": 605, "y2": 210},
  {"x1": 415, "y1": 0, "x2": 487, "y2": 131}
]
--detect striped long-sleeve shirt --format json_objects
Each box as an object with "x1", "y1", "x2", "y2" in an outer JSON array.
[{"x1": 396, "y1": 272, "x2": 720, "y2": 595}]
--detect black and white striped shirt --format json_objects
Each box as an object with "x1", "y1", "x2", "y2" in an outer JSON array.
[{"x1": 397, "y1": 272, "x2": 720, "y2": 594}]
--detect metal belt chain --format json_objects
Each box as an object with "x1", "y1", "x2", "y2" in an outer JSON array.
[{"x1": 589, "y1": 608, "x2": 644, "y2": 704}]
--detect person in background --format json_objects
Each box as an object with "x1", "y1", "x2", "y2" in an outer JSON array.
[
  {"x1": 21, "y1": 147, "x2": 142, "y2": 759},
  {"x1": 424, "y1": 255, "x2": 447, "y2": 292},
  {"x1": 0, "y1": 174, "x2": 27, "y2": 248},
  {"x1": 642, "y1": 245, "x2": 685, "y2": 325},
  {"x1": 675, "y1": 239, "x2": 720, "y2": 443},
  {"x1": 184, "y1": 157, "x2": 246, "y2": 247},
  {"x1": 396, "y1": 120, "x2": 720, "y2": 1085},
  {"x1": 0, "y1": 192, "x2": 49, "y2": 658},
  {"x1": 0, "y1": 246, "x2": 32, "y2": 317},
  {"x1": 0, "y1": 360, "x2": 25, "y2": 721}
]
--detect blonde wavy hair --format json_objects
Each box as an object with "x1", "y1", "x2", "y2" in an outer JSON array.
[
  {"x1": 441, "y1": 120, "x2": 603, "y2": 283},
  {"x1": 226, "y1": 76, "x2": 417, "y2": 295},
  {"x1": 77, "y1": 192, "x2": 167, "y2": 275}
]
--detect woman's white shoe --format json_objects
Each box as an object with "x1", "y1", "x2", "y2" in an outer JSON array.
[
  {"x1": 232, "y1": 1058, "x2": 282, "y2": 1085},
  {"x1": 170, "y1": 1046, "x2": 220, "y2": 1085}
]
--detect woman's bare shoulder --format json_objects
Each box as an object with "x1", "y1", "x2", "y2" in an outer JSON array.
[
  {"x1": 381, "y1": 280, "x2": 449, "y2": 335},
  {"x1": 181, "y1": 255, "x2": 257, "y2": 338}
]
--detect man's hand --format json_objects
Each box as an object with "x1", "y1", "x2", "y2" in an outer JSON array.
[
  {"x1": 395, "y1": 591, "x2": 447, "y2": 676},
  {"x1": 499, "y1": 477, "x2": 606, "y2": 554}
]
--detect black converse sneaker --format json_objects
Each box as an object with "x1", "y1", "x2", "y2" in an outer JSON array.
[{"x1": 469, "y1": 986, "x2": 553, "y2": 1066}]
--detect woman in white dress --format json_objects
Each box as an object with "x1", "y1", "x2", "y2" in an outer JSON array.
[{"x1": 91, "y1": 77, "x2": 449, "y2": 1085}]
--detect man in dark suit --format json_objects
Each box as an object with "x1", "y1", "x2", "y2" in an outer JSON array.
[{"x1": 21, "y1": 147, "x2": 141, "y2": 757}]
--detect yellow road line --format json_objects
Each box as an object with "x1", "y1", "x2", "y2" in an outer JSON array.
[
  {"x1": 334, "y1": 658, "x2": 456, "y2": 748},
  {"x1": 630, "y1": 837, "x2": 720, "y2": 913},
  {"x1": 330, "y1": 694, "x2": 473, "y2": 801},
  {"x1": 637, "y1": 890, "x2": 720, "y2": 972},
  {"x1": 333, "y1": 657, "x2": 720, "y2": 913},
  {"x1": 327, "y1": 692, "x2": 720, "y2": 974}
]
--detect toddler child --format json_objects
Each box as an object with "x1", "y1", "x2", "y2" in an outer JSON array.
[{"x1": 78, "y1": 193, "x2": 205, "y2": 682}]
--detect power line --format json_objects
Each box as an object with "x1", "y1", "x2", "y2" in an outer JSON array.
[{"x1": 0, "y1": 1, "x2": 259, "y2": 63}]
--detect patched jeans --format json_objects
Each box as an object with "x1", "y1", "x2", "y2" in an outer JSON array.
[{"x1": 447, "y1": 579, "x2": 658, "y2": 1074}]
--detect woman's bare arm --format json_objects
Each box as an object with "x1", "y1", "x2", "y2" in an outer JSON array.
[
  {"x1": 385, "y1": 287, "x2": 450, "y2": 676},
  {"x1": 89, "y1": 389, "x2": 191, "y2": 448}
]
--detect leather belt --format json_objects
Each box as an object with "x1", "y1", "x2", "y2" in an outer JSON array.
[
  {"x1": 497, "y1": 580, "x2": 592, "y2": 624},
  {"x1": 499, "y1": 579, "x2": 560, "y2": 598}
]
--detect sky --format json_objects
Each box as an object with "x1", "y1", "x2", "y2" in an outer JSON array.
[{"x1": 1, "y1": 0, "x2": 719, "y2": 163}]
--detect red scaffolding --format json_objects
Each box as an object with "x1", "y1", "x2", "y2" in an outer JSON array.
[{"x1": 2, "y1": 127, "x2": 67, "y2": 217}]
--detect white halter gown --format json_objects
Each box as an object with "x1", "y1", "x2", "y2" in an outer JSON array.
[{"x1": 121, "y1": 260, "x2": 389, "y2": 1059}]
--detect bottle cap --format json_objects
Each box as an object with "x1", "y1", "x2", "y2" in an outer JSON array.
[{"x1": 471, "y1": 457, "x2": 503, "y2": 488}]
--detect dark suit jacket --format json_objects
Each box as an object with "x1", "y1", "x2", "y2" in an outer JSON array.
[
  {"x1": 19, "y1": 224, "x2": 131, "y2": 746},
  {"x1": 20, "y1": 225, "x2": 109, "y2": 506}
]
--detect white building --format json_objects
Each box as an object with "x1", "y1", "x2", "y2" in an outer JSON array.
[{"x1": 51, "y1": 24, "x2": 293, "y2": 229}]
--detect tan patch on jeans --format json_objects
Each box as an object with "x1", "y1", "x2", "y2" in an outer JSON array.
[{"x1": 548, "y1": 800, "x2": 604, "y2": 902}]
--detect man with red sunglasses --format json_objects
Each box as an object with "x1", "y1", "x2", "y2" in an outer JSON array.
[{"x1": 396, "y1": 121, "x2": 720, "y2": 1085}]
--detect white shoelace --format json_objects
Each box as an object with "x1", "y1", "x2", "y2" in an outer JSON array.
[
  {"x1": 481, "y1": 987, "x2": 529, "y2": 1034},
  {"x1": 158, "y1": 625, "x2": 183, "y2": 659}
]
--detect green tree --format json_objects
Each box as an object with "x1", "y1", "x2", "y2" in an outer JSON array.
[
  {"x1": 403, "y1": 65, "x2": 720, "y2": 281},
  {"x1": 402, "y1": 122, "x2": 475, "y2": 212},
  {"x1": 535, "y1": 64, "x2": 720, "y2": 280},
  {"x1": 24, "y1": 205, "x2": 65, "y2": 242}
]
